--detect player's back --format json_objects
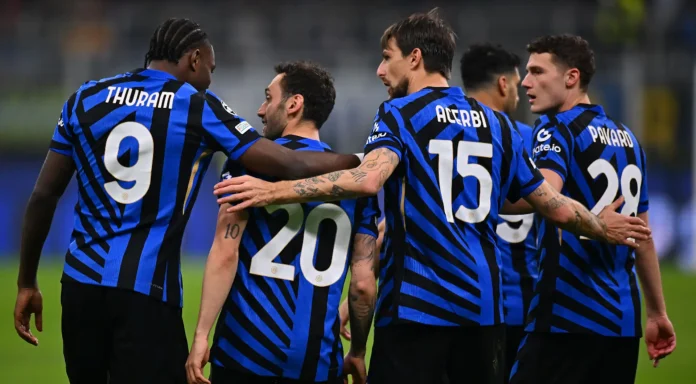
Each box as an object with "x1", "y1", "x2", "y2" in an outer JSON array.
[
  {"x1": 50, "y1": 68, "x2": 259, "y2": 306},
  {"x1": 527, "y1": 103, "x2": 649, "y2": 337},
  {"x1": 211, "y1": 135, "x2": 378, "y2": 382},
  {"x1": 366, "y1": 87, "x2": 543, "y2": 328},
  {"x1": 497, "y1": 120, "x2": 538, "y2": 326}
]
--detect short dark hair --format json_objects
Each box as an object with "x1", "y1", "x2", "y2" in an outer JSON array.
[
  {"x1": 144, "y1": 18, "x2": 209, "y2": 67},
  {"x1": 526, "y1": 34, "x2": 596, "y2": 90},
  {"x1": 459, "y1": 43, "x2": 521, "y2": 91},
  {"x1": 380, "y1": 8, "x2": 456, "y2": 79},
  {"x1": 274, "y1": 61, "x2": 336, "y2": 129}
]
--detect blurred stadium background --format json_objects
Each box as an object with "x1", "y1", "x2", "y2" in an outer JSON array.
[{"x1": 1, "y1": 0, "x2": 695, "y2": 382}]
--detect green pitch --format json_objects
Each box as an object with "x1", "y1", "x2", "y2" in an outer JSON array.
[{"x1": 0, "y1": 259, "x2": 694, "y2": 383}]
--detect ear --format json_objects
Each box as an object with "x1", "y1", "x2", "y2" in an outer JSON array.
[
  {"x1": 188, "y1": 49, "x2": 201, "y2": 72},
  {"x1": 497, "y1": 75, "x2": 508, "y2": 97},
  {"x1": 565, "y1": 68, "x2": 581, "y2": 89},
  {"x1": 408, "y1": 48, "x2": 422, "y2": 70},
  {"x1": 286, "y1": 94, "x2": 304, "y2": 116}
]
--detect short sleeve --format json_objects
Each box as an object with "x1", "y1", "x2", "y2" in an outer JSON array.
[
  {"x1": 363, "y1": 102, "x2": 405, "y2": 160},
  {"x1": 638, "y1": 148, "x2": 649, "y2": 214},
  {"x1": 49, "y1": 99, "x2": 74, "y2": 157},
  {"x1": 195, "y1": 92, "x2": 261, "y2": 161},
  {"x1": 507, "y1": 128, "x2": 545, "y2": 202},
  {"x1": 218, "y1": 159, "x2": 246, "y2": 200},
  {"x1": 530, "y1": 120, "x2": 573, "y2": 182},
  {"x1": 354, "y1": 196, "x2": 380, "y2": 238}
]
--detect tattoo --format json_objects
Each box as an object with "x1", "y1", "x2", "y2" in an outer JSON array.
[
  {"x1": 224, "y1": 223, "x2": 240, "y2": 239},
  {"x1": 327, "y1": 171, "x2": 343, "y2": 182},
  {"x1": 543, "y1": 197, "x2": 566, "y2": 210},
  {"x1": 349, "y1": 169, "x2": 367, "y2": 183},
  {"x1": 533, "y1": 186, "x2": 547, "y2": 197},
  {"x1": 330, "y1": 185, "x2": 345, "y2": 196},
  {"x1": 348, "y1": 234, "x2": 377, "y2": 354}
]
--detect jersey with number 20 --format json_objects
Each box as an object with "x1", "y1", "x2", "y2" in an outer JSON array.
[
  {"x1": 364, "y1": 86, "x2": 544, "y2": 328},
  {"x1": 211, "y1": 135, "x2": 379, "y2": 382},
  {"x1": 527, "y1": 104, "x2": 649, "y2": 337}
]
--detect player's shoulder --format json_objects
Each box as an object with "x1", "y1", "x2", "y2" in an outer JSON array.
[{"x1": 274, "y1": 135, "x2": 333, "y2": 153}]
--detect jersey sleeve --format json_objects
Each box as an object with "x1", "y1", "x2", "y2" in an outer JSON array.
[
  {"x1": 354, "y1": 196, "x2": 380, "y2": 238},
  {"x1": 638, "y1": 148, "x2": 649, "y2": 214},
  {"x1": 218, "y1": 159, "x2": 247, "y2": 200},
  {"x1": 195, "y1": 92, "x2": 261, "y2": 161},
  {"x1": 507, "y1": 127, "x2": 545, "y2": 202},
  {"x1": 363, "y1": 102, "x2": 406, "y2": 160},
  {"x1": 530, "y1": 119, "x2": 573, "y2": 182},
  {"x1": 49, "y1": 98, "x2": 74, "y2": 157}
]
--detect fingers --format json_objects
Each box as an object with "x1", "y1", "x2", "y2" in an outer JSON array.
[
  {"x1": 606, "y1": 196, "x2": 625, "y2": 211},
  {"x1": 214, "y1": 175, "x2": 250, "y2": 191},
  {"x1": 621, "y1": 238, "x2": 640, "y2": 249},
  {"x1": 14, "y1": 316, "x2": 38, "y2": 346},
  {"x1": 216, "y1": 191, "x2": 255, "y2": 206},
  {"x1": 185, "y1": 362, "x2": 210, "y2": 384},
  {"x1": 226, "y1": 199, "x2": 254, "y2": 213},
  {"x1": 35, "y1": 311, "x2": 43, "y2": 333},
  {"x1": 341, "y1": 329, "x2": 352, "y2": 341}
]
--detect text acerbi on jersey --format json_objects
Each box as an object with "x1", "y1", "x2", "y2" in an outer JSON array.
[{"x1": 435, "y1": 105, "x2": 488, "y2": 128}]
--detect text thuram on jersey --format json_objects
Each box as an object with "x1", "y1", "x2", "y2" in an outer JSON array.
[
  {"x1": 105, "y1": 87, "x2": 175, "y2": 110},
  {"x1": 435, "y1": 105, "x2": 488, "y2": 128}
]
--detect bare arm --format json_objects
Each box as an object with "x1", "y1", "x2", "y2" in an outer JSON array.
[
  {"x1": 216, "y1": 148, "x2": 400, "y2": 210},
  {"x1": 634, "y1": 212, "x2": 666, "y2": 317},
  {"x1": 502, "y1": 169, "x2": 563, "y2": 215},
  {"x1": 18, "y1": 151, "x2": 75, "y2": 288},
  {"x1": 348, "y1": 233, "x2": 378, "y2": 357},
  {"x1": 193, "y1": 206, "x2": 248, "y2": 342},
  {"x1": 240, "y1": 139, "x2": 361, "y2": 180}
]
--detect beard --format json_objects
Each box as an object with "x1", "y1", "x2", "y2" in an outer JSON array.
[{"x1": 388, "y1": 77, "x2": 410, "y2": 99}]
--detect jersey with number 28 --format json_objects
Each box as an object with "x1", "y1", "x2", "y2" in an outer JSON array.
[
  {"x1": 526, "y1": 104, "x2": 649, "y2": 337},
  {"x1": 211, "y1": 135, "x2": 379, "y2": 382},
  {"x1": 48, "y1": 68, "x2": 261, "y2": 307},
  {"x1": 365, "y1": 86, "x2": 544, "y2": 328}
]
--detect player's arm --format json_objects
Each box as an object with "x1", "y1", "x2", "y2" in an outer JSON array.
[
  {"x1": 501, "y1": 168, "x2": 562, "y2": 214},
  {"x1": 186, "y1": 205, "x2": 248, "y2": 384},
  {"x1": 634, "y1": 211, "x2": 676, "y2": 366}
]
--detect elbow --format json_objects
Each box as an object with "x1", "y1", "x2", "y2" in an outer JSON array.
[
  {"x1": 350, "y1": 276, "x2": 377, "y2": 299},
  {"x1": 359, "y1": 173, "x2": 382, "y2": 196},
  {"x1": 28, "y1": 188, "x2": 59, "y2": 207}
]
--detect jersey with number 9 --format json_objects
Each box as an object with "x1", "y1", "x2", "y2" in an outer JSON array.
[
  {"x1": 527, "y1": 103, "x2": 649, "y2": 337},
  {"x1": 363, "y1": 87, "x2": 544, "y2": 328},
  {"x1": 210, "y1": 135, "x2": 379, "y2": 382}
]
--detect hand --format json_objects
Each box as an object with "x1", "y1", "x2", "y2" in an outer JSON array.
[
  {"x1": 644, "y1": 314, "x2": 676, "y2": 367},
  {"x1": 214, "y1": 175, "x2": 277, "y2": 212},
  {"x1": 14, "y1": 287, "x2": 43, "y2": 346},
  {"x1": 343, "y1": 350, "x2": 367, "y2": 384},
  {"x1": 597, "y1": 196, "x2": 651, "y2": 248},
  {"x1": 185, "y1": 337, "x2": 211, "y2": 384},
  {"x1": 339, "y1": 299, "x2": 351, "y2": 340}
]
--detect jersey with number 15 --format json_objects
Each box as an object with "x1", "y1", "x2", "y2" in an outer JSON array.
[
  {"x1": 49, "y1": 68, "x2": 261, "y2": 307},
  {"x1": 526, "y1": 104, "x2": 649, "y2": 337},
  {"x1": 211, "y1": 135, "x2": 379, "y2": 382}
]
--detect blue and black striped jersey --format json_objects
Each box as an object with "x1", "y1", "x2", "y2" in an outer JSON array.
[
  {"x1": 49, "y1": 68, "x2": 260, "y2": 306},
  {"x1": 365, "y1": 86, "x2": 544, "y2": 327},
  {"x1": 210, "y1": 135, "x2": 379, "y2": 382},
  {"x1": 526, "y1": 104, "x2": 649, "y2": 337},
  {"x1": 497, "y1": 120, "x2": 539, "y2": 327}
]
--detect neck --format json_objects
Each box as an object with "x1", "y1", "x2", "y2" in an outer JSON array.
[
  {"x1": 407, "y1": 71, "x2": 449, "y2": 95},
  {"x1": 147, "y1": 61, "x2": 181, "y2": 81},
  {"x1": 467, "y1": 89, "x2": 503, "y2": 113},
  {"x1": 281, "y1": 120, "x2": 320, "y2": 141},
  {"x1": 558, "y1": 90, "x2": 591, "y2": 113}
]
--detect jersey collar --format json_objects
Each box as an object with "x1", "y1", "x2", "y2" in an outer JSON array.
[{"x1": 138, "y1": 69, "x2": 179, "y2": 81}]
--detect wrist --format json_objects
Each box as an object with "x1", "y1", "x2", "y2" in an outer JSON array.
[
  {"x1": 17, "y1": 280, "x2": 38, "y2": 290},
  {"x1": 646, "y1": 309, "x2": 668, "y2": 319},
  {"x1": 349, "y1": 347, "x2": 366, "y2": 358},
  {"x1": 194, "y1": 329, "x2": 210, "y2": 341}
]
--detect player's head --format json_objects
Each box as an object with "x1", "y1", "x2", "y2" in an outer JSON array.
[
  {"x1": 377, "y1": 8, "x2": 456, "y2": 99},
  {"x1": 460, "y1": 43, "x2": 522, "y2": 115},
  {"x1": 522, "y1": 34, "x2": 596, "y2": 114},
  {"x1": 144, "y1": 18, "x2": 214, "y2": 92},
  {"x1": 257, "y1": 61, "x2": 336, "y2": 140}
]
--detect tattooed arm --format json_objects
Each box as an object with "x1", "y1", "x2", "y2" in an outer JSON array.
[
  {"x1": 524, "y1": 180, "x2": 650, "y2": 248},
  {"x1": 347, "y1": 233, "x2": 378, "y2": 357},
  {"x1": 215, "y1": 148, "x2": 400, "y2": 211},
  {"x1": 187, "y1": 205, "x2": 248, "y2": 383}
]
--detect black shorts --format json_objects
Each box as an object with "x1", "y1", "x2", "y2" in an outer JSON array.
[
  {"x1": 210, "y1": 364, "x2": 342, "y2": 384},
  {"x1": 504, "y1": 325, "x2": 526, "y2": 384},
  {"x1": 510, "y1": 332, "x2": 639, "y2": 384},
  {"x1": 368, "y1": 323, "x2": 506, "y2": 384},
  {"x1": 61, "y1": 282, "x2": 188, "y2": 384}
]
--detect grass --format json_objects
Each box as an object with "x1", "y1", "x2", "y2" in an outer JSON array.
[{"x1": 0, "y1": 259, "x2": 694, "y2": 383}]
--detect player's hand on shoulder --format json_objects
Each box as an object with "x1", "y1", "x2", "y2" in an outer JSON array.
[
  {"x1": 185, "y1": 337, "x2": 211, "y2": 384},
  {"x1": 14, "y1": 287, "x2": 43, "y2": 346},
  {"x1": 343, "y1": 350, "x2": 367, "y2": 384},
  {"x1": 645, "y1": 314, "x2": 676, "y2": 368},
  {"x1": 214, "y1": 175, "x2": 277, "y2": 212},
  {"x1": 597, "y1": 196, "x2": 651, "y2": 248}
]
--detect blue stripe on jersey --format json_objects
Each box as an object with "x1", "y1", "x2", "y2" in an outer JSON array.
[
  {"x1": 527, "y1": 103, "x2": 647, "y2": 337},
  {"x1": 52, "y1": 68, "x2": 261, "y2": 306},
  {"x1": 364, "y1": 87, "x2": 544, "y2": 327},
  {"x1": 211, "y1": 135, "x2": 379, "y2": 381},
  {"x1": 497, "y1": 120, "x2": 539, "y2": 326}
]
